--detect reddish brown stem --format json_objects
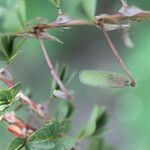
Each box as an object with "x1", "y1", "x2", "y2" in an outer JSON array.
[
  {"x1": 0, "y1": 75, "x2": 13, "y2": 87},
  {"x1": 0, "y1": 75, "x2": 48, "y2": 120},
  {"x1": 97, "y1": 22, "x2": 136, "y2": 87},
  {"x1": 39, "y1": 39, "x2": 72, "y2": 100},
  {"x1": 32, "y1": 11, "x2": 150, "y2": 31},
  {"x1": 18, "y1": 92, "x2": 48, "y2": 120},
  {"x1": 2, "y1": 7, "x2": 150, "y2": 37}
]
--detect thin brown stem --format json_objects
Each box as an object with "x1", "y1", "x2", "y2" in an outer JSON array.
[
  {"x1": 97, "y1": 22, "x2": 136, "y2": 87},
  {"x1": 18, "y1": 92, "x2": 48, "y2": 120},
  {"x1": 0, "y1": 75, "x2": 13, "y2": 87},
  {"x1": 39, "y1": 39, "x2": 72, "y2": 100},
  {"x1": 1, "y1": 8, "x2": 150, "y2": 37},
  {"x1": 0, "y1": 75, "x2": 48, "y2": 120},
  {"x1": 34, "y1": 20, "x2": 93, "y2": 30},
  {"x1": 33, "y1": 11, "x2": 150, "y2": 31}
]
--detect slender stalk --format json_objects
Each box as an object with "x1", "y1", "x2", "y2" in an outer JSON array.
[
  {"x1": 33, "y1": 11, "x2": 150, "y2": 31},
  {"x1": 39, "y1": 39, "x2": 72, "y2": 100},
  {"x1": 1, "y1": 9, "x2": 150, "y2": 37},
  {"x1": 0, "y1": 75, "x2": 13, "y2": 87},
  {"x1": 18, "y1": 92, "x2": 48, "y2": 120},
  {"x1": 0, "y1": 75, "x2": 48, "y2": 120},
  {"x1": 97, "y1": 23, "x2": 136, "y2": 87}
]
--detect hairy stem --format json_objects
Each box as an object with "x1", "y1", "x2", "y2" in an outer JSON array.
[{"x1": 39, "y1": 39, "x2": 72, "y2": 100}]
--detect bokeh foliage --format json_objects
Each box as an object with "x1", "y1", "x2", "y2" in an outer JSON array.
[{"x1": 0, "y1": 0, "x2": 150, "y2": 150}]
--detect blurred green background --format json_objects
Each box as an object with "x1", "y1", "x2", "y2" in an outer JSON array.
[{"x1": 0, "y1": 0, "x2": 150, "y2": 149}]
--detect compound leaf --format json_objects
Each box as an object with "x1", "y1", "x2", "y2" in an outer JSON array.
[{"x1": 9, "y1": 137, "x2": 25, "y2": 150}]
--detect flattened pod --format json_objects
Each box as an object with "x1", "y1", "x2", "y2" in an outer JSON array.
[{"x1": 79, "y1": 70, "x2": 131, "y2": 88}]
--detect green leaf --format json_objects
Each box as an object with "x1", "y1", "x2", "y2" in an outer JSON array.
[
  {"x1": 0, "y1": 82, "x2": 22, "y2": 112},
  {"x1": 26, "y1": 137, "x2": 74, "y2": 150},
  {"x1": 53, "y1": 137, "x2": 74, "y2": 150},
  {"x1": 88, "y1": 137, "x2": 115, "y2": 150},
  {"x1": 26, "y1": 120, "x2": 74, "y2": 150},
  {"x1": 26, "y1": 140, "x2": 55, "y2": 150},
  {"x1": 2, "y1": 36, "x2": 12, "y2": 56},
  {"x1": 10, "y1": 82, "x2": 22, "y2": 98},
  {"x1": 60, "y1": 119, "x2": 72, "y2": 133},
  {"x1": 81, "y1": 0, "x2": 97, "y2": 19},
  {"x1": 9, "y1": 137, "x2": 25, "y2": 150},
  {"x1": 52, "y1": 64, "x2": 68, "y2": 91},
  {"x1": 1, "y1": 36, "x2": 16, "y2": 61},
  {"x1": 51, "y1": 64, "x2": 74, "y2": 98},
  {"x1": 0, "y1": 51, "x2": 7, "y2": 61},
  {"x1": 79, "y1": 70, "x2": 131, "y2": 88},
  {"x1": 49, "y1": 0, "x2": 61, "y2": 9},
  {"x1": 28, "y1": 120, "x2": 71, "y2": 141},
  {"x1": 59, "y1": 65, "x2": 68, "y2": 84},
  {"x1": 78, "y1": 106, "x2": 108, "y2": 138},
  {"x1": 16, "y1": 0, "x2": 26, "y2": 28},
  {"x1": 93, "y1": 109, "x2": 108, "y2": 136},
  {"x1": 0, "y1": 35, "x2": 23, "y2": 63},
  {"x1": 55, "y1": 101, "x2": 74, "y2": 119},
  {"x1": 1, "y1": 0, "x2": 26, "y2": 30},
  {"x1": 28, "y1": 121, "x2": 62, "y2": 142},
  {"x1": 88, "y1": 137, "x2": 104, "y2": 150}
]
